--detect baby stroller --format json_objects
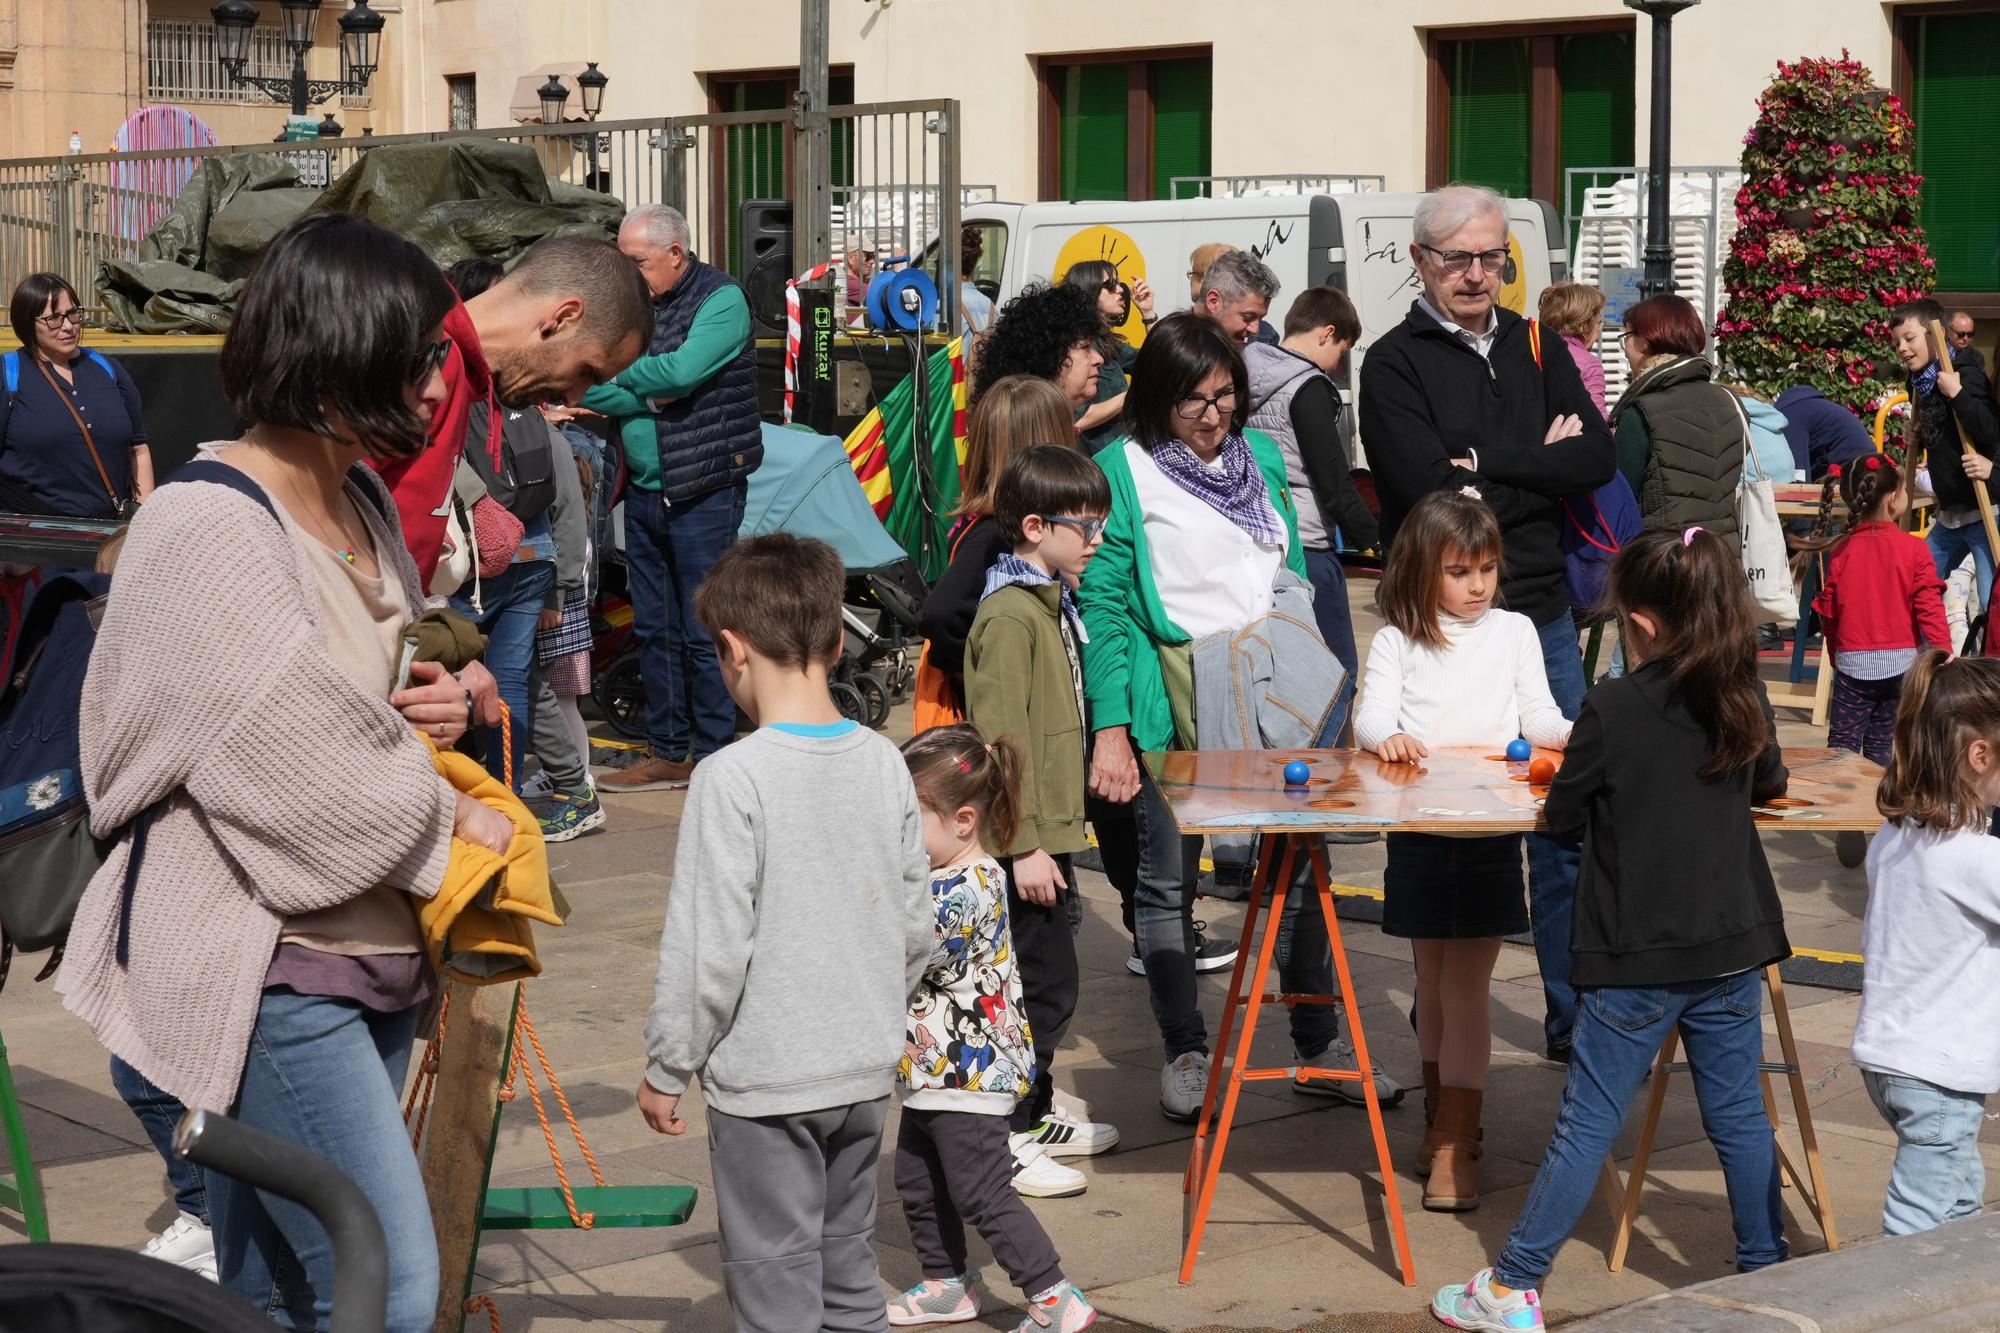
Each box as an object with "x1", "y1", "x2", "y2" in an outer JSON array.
[
  {"x1": 592, "y1": 423, "x2": 927, "y2": 734},
  {"x1": 0, "y1": 1109, "x2": 388, "y2": 1332}
]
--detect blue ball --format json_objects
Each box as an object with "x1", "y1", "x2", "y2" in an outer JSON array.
[
  {"x1": 1283, "y1": 760, "x2": 1311, "y2": 786},
  {"x1": 1505, "y1": 739, "x2": 1533, "y2": 761}
]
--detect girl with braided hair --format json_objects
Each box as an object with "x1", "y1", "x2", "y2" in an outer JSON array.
[{"x1": 1806, "y1": 453, "x2": 1950, "y2": 783}]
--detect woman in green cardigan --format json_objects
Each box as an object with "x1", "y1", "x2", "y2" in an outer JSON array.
[{"x1": 1078, "y1": 314, "x2": 1359, "y2": 1123}]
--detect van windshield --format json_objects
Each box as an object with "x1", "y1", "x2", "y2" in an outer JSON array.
[{"x1": 916, "y1": 221, "x2": 1008, "y2": 333}]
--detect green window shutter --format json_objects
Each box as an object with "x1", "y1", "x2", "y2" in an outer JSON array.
[
  {"x1": 1446, "y1": 38, "x2": 1532, "y2": 200},
  {"x1": 723, "y1": 78, "x2": 789, "y2": 278},
  {"x1": 829, "y1": 72, "x2": 855, "y2": 189},
  {"x1": 1910, "y1": 13, "x2": 2000, "y2": 292},
  {"x1": 1150, "y1": 58, "x2": 1211, "y2": 201},
  {"x1": 1058, "y1": 63, "x2": 1128, "y2": 201},
  {"x1": 1558, "y1": 32, "x2": 1635, "y2": 219}
]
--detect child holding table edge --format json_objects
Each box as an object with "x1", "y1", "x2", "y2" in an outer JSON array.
[
  {"x1": 637, "y1": 534, "x2": 934, "y2": 1333},
  {"x1": 1851, "y1": 653, "x2": 2000, "y2": 1238},
  {"x1": 1433, "y1": 527, "x2": 1790, "y2": 1332},
  {"x1": 1355, "y1": 488, "x2": 1571, "y2": 1213},
  {"x1": 888, "y1": 725, "x2": 1097, "y2": 1332}
]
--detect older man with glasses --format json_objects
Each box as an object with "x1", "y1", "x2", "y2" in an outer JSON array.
[
  {"x1": 1358, "y1": 184, "x2": 1616, "y2": 1075},
  {"x1": 1950, "y1": 310, "x2": 1986, "y2": 374}
]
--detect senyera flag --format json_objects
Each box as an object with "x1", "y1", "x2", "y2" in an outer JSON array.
[{"x1": 843, "y1": 336, "x2": 969, "y2": 581}]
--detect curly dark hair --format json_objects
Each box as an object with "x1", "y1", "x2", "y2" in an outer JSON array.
[{"x1": 971, "y1": 282, "x2": 1103, "y2": 403}]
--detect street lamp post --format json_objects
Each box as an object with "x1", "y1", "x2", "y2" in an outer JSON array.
[
  {"x1": 1625, "y1": 0, "x2": 1699, "y2": 300},
  {"x1": 210, "y1": 0, "x2": 384, "y2": 127},
  {"x1": 538, "y1": 64, "x2": 611, "y2": 193}
]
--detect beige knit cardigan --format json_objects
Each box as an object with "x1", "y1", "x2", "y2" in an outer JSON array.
[{"x1": 56, "y1": 458, "x2": 456, "y2": 1112}]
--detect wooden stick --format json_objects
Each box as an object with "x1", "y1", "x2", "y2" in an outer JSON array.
[
  {"x1": 420, "y1": 980, "x2": 519, "y2": 1333},
  {"x1": 1928, "y1": 318, "x2": 2000, "y2": 566}
]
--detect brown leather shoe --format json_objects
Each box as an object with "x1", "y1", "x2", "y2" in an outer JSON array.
[
  {"x1": 597, "y1": 756, "x2": 695, "y2": 792},
  {"x1": 1423, "y1": 1086, "x2": 1484, "y2": 1212},
  {"x1": 1416, "y1": 1060, "x2": 1443, "y2": 1177}
]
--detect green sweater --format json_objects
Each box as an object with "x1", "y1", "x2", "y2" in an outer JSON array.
[
  {"x1": 1077, "y1": 432, "x2": 1305, "y2": 754},
  {"x1": 965, "y1": 582, "x2": 1087, "y2": 857},
  {"x1": 579, "y1": 284, "x2": 752, "y2": 493}
]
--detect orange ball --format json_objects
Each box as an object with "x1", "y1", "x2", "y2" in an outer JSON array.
[{"x1": 1528, "y1": 757, "x2": 1557, "y2": 785}]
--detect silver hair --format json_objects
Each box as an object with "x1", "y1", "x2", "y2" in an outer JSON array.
[
  {"x1": 622, "y1": 203, "x2": 690, "y2": 251},
  {"x1": 1200, "y1": 249, "x2": 1280, "y2": 304},
  {"x1": 1411, "y1": 185, "x2": 1508, "y2": 250}
]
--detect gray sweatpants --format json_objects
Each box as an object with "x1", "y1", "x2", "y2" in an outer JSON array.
[
  {"x1": 530, "y1": 666, "x2": 589, "y2": 793},
  {"x1": 707, "y1": 1096, "x2": 891, "y2": 1333}
]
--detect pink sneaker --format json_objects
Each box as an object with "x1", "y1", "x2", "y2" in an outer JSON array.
[
  {"x1": 887, "y1": 1275, "x2": 980, "y2": 1326},
  {"x1": 1015, "y1": 1282, "x2": 1096, "y2": 1332}
]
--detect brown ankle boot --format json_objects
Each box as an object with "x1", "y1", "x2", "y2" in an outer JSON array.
[
  {"x1": 1423, "y1": 1086, "x2": 1484, "y2": 1212},
  {"x1": 1416, "y1": 1060, "x2": 1443, "y2": 1177}
]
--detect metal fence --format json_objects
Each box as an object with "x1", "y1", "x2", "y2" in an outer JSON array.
[{"x1": 0, "y1": 98, "x2": 963, "y2": 326}]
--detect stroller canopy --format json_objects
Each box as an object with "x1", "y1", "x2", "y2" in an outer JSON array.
[{"x1": 740, "y1": 424, "x2": 910, "y2": 575}]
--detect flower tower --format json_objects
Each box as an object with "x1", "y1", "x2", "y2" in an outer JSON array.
[{"x1": 1715, "y1": 53, "x2": 1934, "y2": 416}]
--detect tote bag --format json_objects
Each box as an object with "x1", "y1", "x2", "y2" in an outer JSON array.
[{"x1": 1732, "y1": 395, "x2": 1798, "y2": 623}]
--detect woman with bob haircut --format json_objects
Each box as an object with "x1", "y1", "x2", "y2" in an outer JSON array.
[
  {"x1": 1608, "y1": 293, "x2": 1746, "y2": 540},
  {"x1": 1078, "y1": 312, "x2": 1396, "y2": 1124},
  {"x1": 58, "y1": 211, "x2": 515, "y2": 1332}
]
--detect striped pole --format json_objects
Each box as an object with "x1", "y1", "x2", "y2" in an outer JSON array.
[{"x1": 783, "y1": 261, "x2": 837, "y2": 424}]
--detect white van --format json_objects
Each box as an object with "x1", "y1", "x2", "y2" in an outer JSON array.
[{"x1": 953, "y1": 193, "x2": 1569, "y2": 466}]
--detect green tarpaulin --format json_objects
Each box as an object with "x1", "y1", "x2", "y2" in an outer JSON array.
[{"x1": 99, "y1": 138, "x2": 625, "y2": 334}]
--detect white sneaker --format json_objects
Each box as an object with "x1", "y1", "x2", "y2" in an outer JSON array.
[
  {"x1": 140, "y1": 1212, "x2": 216, "y2": 1274},
  {"x1": 1008, "y1": 1134, "x2": 1088, "y2": 1198},
  {"x1": 1159, "y1": 1050, "x2": 1211, "y2": 1123},
  {"x1": 1020, "y1": 1104, "x2": 1120, "y2": 1158},
  {"x1": 1292, "y1": 1038, "x2": 1407, "y2": 1108}
]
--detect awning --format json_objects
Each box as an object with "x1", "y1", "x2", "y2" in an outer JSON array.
[{"x1": 509, "y1": 62, "x2": 594, "y2": 125}]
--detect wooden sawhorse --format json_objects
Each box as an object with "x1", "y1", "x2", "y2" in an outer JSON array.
[
  {"x1": 1180, "y1": 833, "x2": 1415, "y2": 1287},
  {"x1": 1597, "y1": 963, "x2": 1838, "y2": 1271}
]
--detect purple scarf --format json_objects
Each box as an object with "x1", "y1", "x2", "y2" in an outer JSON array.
[{"x1": 1147, "y1": 432, "x2": 1285, "y2": 546}]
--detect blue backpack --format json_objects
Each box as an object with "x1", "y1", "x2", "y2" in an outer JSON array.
[
  {"x1": 1560, "y1": 474, "x2": 1643, "y2": 613},
  {"x1": 3, "y1": 348, "x2": 113, "y2": 397}
]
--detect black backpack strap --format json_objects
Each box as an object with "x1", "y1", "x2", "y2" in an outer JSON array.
[
  {"x1": 346, "y1": 462, "x2": 393, "y2": 522},
  {"x1": 167, "y1": 457, "x2": 283, "y2": 527}
]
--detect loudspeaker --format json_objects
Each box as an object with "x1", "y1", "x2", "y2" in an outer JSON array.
[{"x1": 741, "y1": 198, "x2": 793, "y2": 335}]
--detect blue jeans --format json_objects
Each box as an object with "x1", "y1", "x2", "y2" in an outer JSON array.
[
  {"x1": 109, "y1": 1056, "x2": 206, "y2": 1224},
  {"x1": 1862, "y1": 1069, "x2": 1988, "y2": 1236},
  {"x1": 624, "y1": 484, "x2": 746, "y2": 761},
  {"x1": 450, "y1": 559, "x2": 555, "y2": 788},
  {"x1": 1493, "y1": 972, "x2": 1786, "y2": 1288},
  {"x1": 1528, "y1": 611, "x2": 1586, "y2": 1056},
  {"x1": 1306, "y1": 548, "x2": 1358, "y2": 746},
  {"x1": 1928, "y1": 520, "x2": 1996, "y2": 619},
  {"x1": 209, "y1": 991, "x2": 436, "y2": 1333}
]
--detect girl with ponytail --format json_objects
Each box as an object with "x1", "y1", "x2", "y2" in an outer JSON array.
[
  {"x1": 1435, "y1": 526, "x2": 1791, "y2": 1331},
  {"x1": 1852, "y1": 653, "x2": 2000, "y2": 1239}
]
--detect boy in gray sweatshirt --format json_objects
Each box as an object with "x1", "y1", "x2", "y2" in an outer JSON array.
[{"x1": 638, "y1": 534, "x2": 934, "y2": 1333}]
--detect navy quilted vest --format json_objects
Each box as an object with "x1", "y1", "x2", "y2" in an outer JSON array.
[{"x1": 646, "y1": 258, "x2": 762, "y2": 504}]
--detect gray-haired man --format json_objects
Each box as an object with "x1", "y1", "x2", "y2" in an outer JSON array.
[
  {"x1": 586, "y1": 203, "x2": 763, "y2": 791},
  {"x1": 1199, "y1": 249, "x2": 1282, "y2": 346},
  {"x1": 1358, "y1": 184, "x2": 1615, "y2": 1082}
]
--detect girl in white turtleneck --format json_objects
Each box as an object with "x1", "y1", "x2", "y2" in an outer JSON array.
[{"x1": 1355, "y1": 489, "x2": 1571, "y2": 1215}]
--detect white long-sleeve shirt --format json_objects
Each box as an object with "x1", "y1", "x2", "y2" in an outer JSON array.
[
  {"x1": 1353, "y1": 607, "x2": 1572, "y2": 753},
  {"x1": 1853, "y1": 821, "x2": 2000, "y2": 1094}
]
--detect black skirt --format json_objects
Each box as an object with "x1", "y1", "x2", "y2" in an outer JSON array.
[{"x1": 1382, "y1": 832, "x2": 1529, "y2": 940}]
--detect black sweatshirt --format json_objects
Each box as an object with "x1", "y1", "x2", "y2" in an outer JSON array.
[
  {"x1": 1912, "y1": 353, "x2": 2000, "y2": 513},
  {"x1": 917, "y1": 516, "x2": 1006, "y2": 678},
  {"x1": 1358, "y1": 303, "x2": 1616, "y2": 626},
  {"x1": 1289, "y1": 376, "x2": 1379, "y2": 551},
  {"x1": 1544, "y1": 660, "x2": 1791, "y2": 988}
]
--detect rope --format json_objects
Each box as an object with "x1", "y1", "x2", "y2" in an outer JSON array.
[
  {"x1": 463, "y1": 1294, "x2": 502, "y2": 1332},
  {"x1": 403, "y1": 989, "x2": 450, "y2": 1148},
  {"x1": 509, "y1": 992, "x2": 604, "y2": 1227},
  {"x1": 783, "y1": 261, "x2": 837, "y2": 423}
]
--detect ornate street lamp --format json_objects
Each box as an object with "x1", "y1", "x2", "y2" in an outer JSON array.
[
  {"x1": 209, "y1": 0, "x2": 386, "y2": 125},
  {"x1": 537, "y1": 73, "x2": 571, "y2": 126},
  {"x1": 1625, "y1": 0, "x2": 1701, "y2": 299},
  {"x1": 577, "y1": 61, "x2": 608, "y2": 120}
]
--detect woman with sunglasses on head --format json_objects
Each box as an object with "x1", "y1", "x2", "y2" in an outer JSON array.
[
  {"x1": 57, "y1": 212, "x2": 510, "y2": 1332},
  {"x1": 1078, "y1": 313, "x2": 1383, "y2": 1124},
  {"x1": 1062, "y1": 260, "x2": 1154, "y2": 454},
  {"x1": 0, "y1": 272, "x2": 151, "y2": 519}
]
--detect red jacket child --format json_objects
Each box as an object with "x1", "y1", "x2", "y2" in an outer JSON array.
[{"x1": 1812, "y1": 520, "x2": 1951, "y2": 656}]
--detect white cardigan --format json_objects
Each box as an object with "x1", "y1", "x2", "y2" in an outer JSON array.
[{"x1": 1354, "y1": 607, "x2": 1572, "y2": 752}]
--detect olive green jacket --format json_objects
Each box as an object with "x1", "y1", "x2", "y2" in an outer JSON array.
[{"x1": 965, "y1": 582, "x2": 1087, "y2": 858}]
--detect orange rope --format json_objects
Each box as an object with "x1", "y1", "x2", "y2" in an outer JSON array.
[
  {"x1": 403, "y1": 990, "x2": 451, "y2": 1147},
  {"x1": 516, "y1": 1000, "x2": 607, "y2": 1188},
  {"x1": 463, "y1": 1293, "x2": 502, "y2": 1332},
  {"x1": 507, "y1": 991, "x2": 602, "y2": 1227}
]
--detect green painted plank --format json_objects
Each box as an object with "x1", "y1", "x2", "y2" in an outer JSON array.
[{"x1": 480, "y1": 1184, "x2": 698, "y2": 1231}]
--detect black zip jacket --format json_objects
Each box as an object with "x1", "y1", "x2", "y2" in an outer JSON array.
[
  {"x1": 1358, "y1": 303, "x2": 1616, "y2": 626},
  {"x1": 1911, "y1": 353, "x2": 2000, "y2": 513},
  {"x1": 918, "y1": 516, "x2": 1006, "y2": 678},
  {"x1": 1544, "y1": 660, "x2": 1791, "y2": 988}
]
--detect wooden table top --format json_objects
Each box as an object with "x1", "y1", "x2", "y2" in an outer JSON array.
[{"x1": 1150, "y1": 746, "x2": 1884, "y2": 835}]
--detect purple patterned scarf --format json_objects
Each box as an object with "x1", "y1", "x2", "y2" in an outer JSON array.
[{"x1": 1147, "y1": 432, "x2": 1285, "y2": 546}]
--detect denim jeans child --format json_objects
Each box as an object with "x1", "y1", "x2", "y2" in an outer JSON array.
[
  {"x1": 1862, "y1": 1069, "x2": 1989, "y2": 1237},
  {"x1": 1527, "y1": 611, "x2": 1586, "y2": 1057},
  {"x1": 1493, "y1": 971, "x2": 1787, "y2": 1289}
]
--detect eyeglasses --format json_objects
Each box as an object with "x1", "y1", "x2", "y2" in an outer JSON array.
[
  {"x1": 408, "y1": 338, "x2": 452, "y2": 383},
  {"x1": 1175, "y1": 389, "x2": 1238, "y2": 420},
  {"x1": 1415, "y1": 244, "x2": 1510, "y2": 277},
  {"x1": 37, "y1": 308, "x2": 83, "y2": 331},
  {"x1": 1040, "y1": 514, "x2": 1106, "y2": 543}
]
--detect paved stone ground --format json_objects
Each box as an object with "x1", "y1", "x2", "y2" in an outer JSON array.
[{"x1": 7, "y1": 584, "x2": 1999, "y2": 1331}]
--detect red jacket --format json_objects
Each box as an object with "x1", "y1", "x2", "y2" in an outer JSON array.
[
  {"x1": 1812, "y1": 521, "x2": 1950, "y2": 656},
  {"x1": 368, "y1": 300, "x2": 494, "y2": 592}
]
